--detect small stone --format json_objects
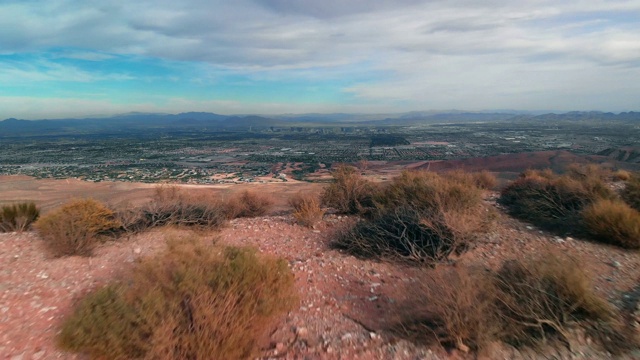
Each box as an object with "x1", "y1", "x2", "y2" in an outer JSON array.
[
  {"x1": 526, "y1": 226, "x2": 533, "y2": 230},
  {"x1": 133, "y1": 247, "x2": 142, "y2": 255},
  {"x1": 275, "y1": 342, "x2": 286, "y2": 353},
  {"x1": 611, "y1": 261, "x2": 621, "y2": 268},
  {"x1": 33, "y1": 351, "x2": 46, "y2": 360},
  {"x1": 369, "y1": 332, "x2": 378, "y2": 339},
  {"x1": 296, "y1": 327, "x2": 309, "y2": 339},
  {"x1": 457, "y1": 341, "x2": 470, "y2": 353},
  {"x1": 341, "y1": 333, "x2": 353, "y2": 341}
]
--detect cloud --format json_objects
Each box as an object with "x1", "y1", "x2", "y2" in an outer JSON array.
[{"x1": 1, "y1": 0, "x2": 639, "y2": 114}]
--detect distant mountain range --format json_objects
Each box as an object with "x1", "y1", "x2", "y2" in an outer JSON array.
[{"x1": 1, "y1": 111, "x2": 639, "y2": 137}]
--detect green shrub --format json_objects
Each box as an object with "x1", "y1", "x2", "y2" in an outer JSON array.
[
  {"x1": 35, "y1": 199, "x2": 121, "y2": 257},
  {"x1": 0, "y1": 202, "x2": 40, "y2": 232},
  {"x1": 582, "y1": 199, "x2": 640, "y2": 249},
  {"x1": 322, "y1": 165, "x2": 378, "y2": 215},
  {"x1": 622, "y1": 174, "x2": 640, "y2": 211},
  {"x1": 58, "y1": 240, "x2": 297, "y2": 359},
  {"x1": 289, "y1": 192, "x2": 325, "y2": 227}
]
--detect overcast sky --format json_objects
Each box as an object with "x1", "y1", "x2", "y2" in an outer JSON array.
[{"x1": 1, "y1": 0, "x2": 639, "y2": 119}]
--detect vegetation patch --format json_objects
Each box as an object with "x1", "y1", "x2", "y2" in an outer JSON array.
[
  {"x1": 225, "y1": 190, "x2": 274, "y2": 218},
  {"x1": 334, "y1": 170, "x2": 493, "y2": 264},
  {"x1": 322, "y1": 165, "x2": 378, "y2": 215},
  {"x1": 289, "y1": 192, "x2": 325, "y2": 227},
  {"x1": 582, "y1": 199, "x2": 640, "y2": 249},
  {"x1": 0, "y1": 202, "x2": 39, "y2": 232},
  {"x1": 117, "y1": 185, "x2": 227, "y2": 233},
  {"x1": 622, "y1": 173, "x2": 640, "y2": 211},
  {"x1": 499, "y1": 168, "x2": 615, "y2": 233},
  {"x1": 35, "y1": 199, "x2": 120, "y2": 257},
  {"x1": 394, "y1": 252, "x2": 635, "y2": 354},
  {"x1": 58, "y1": 240, "x2": 298, "y2": 359}
]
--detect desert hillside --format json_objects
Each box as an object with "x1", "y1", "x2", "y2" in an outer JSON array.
[{"x1": 1, "y1": 168, "x2": 639, "y2": 359}]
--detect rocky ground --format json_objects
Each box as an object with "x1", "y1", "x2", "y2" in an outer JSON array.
[{"x1": 1, "y1": 195, "x2": 640, "y2": 359}]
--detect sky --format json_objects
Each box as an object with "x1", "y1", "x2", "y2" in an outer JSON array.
[{"x1": 1, "y1": 0, "x2": 639, "y2": 119}]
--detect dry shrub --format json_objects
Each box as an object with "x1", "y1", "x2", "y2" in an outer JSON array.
[
  {"x1": 36, "y1": 199, "x2": 120, "y2": 257},
  {"x1": 566, "y1": 163, "x2": 612, "y2": 182},
  {"x1": 0, "y1": 202, "x2": 40, "y2": 232},
  {"x1": 119, "y1": 185, "x2": 227, "y2": 232},
  {"x1": 622, "y1": 174, "x2": 640, "y2": 211},
  {"x1": 289, "y1": 192, "x2": 325, "y2": 227},
  {"x1": 58, "y1": 240, "x2": 298, "y2": 359},
  {"x1": 613, "y1": 169, "x2": 631, "y2": 182},
  {"x1": 582, "y1": 199, "x2": 640, "y2": 249},
  {"x1": 225, "y1": 190, "x2": 274, "y2": 218},
  {"x1": 396, "y1": 265, "x2": 500, "y2": 352},
  {"x1": 375, "y1": 170, "x2": 483, "y2": 212},
  {"x1": 472, "y1": 170, "x2": 498, "y2": 190},
  {"x1": 395, "y1": 252, "x2": 630, "y2": 354},
  {"x1": 494, "y1": 253, "x2": 614, "y2": 348},
  {"x1": 322, "y1": 165, "x2": 378, "y2": 215},
  {"x1": 499, "y1": 168, "x2": 615, "y2": 233},
  {"x1": 335, "y1": 170, "x2": 493, "y2": 264}
]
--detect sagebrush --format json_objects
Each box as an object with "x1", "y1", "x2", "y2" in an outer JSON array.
[{"x1": 58, "y1": 240, "x2": 298, "y2": 359}]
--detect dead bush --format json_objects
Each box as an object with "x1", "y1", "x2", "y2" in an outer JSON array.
[
  {"x1": 225, "y1": 190, "x2": 274, "y2": 218},
  {"x1": 119, "y1": 185, "x2": 227, "y2": 232},
  {"x1": 0, "y1": 202, "x2": 40, "y2": 232},
  {"x1": 394, "y1": 252, "x2": 628, "y2": 354},
  {"x1": 499, "y1": 169, "x2": 615, "y2": 233},
  {"x1": 582, "y1": 199, "x2": 640, "y2": 249},
  {"x1": 35, "y1": 199, "x2": 121, "y2": 257},
  {"x1": 58, "y1": 240, "x2": 298, "y2": 359},
  {"x1": 395, "y1": 265, "x2": 500, "y2": 352},
  {"x1": 494, "y1": 253, "x2": 615, "y2": 348},
  {"x1": 335, "y1": 170, "x2": 492, "y2": 264},
  {"x1": 322, "y1": 165, "x2": 378, "y2": 215},
  {"x1": 289, "y1": 192, "x2": 325, "y2": 227},
  {"x1": 622, "y1": 174, "x2": 640, "y2": 211}
]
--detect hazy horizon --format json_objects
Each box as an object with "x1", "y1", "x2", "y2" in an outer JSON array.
[{"x1": 2, "y1": 0, "x2": 639, "y2": 120}]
